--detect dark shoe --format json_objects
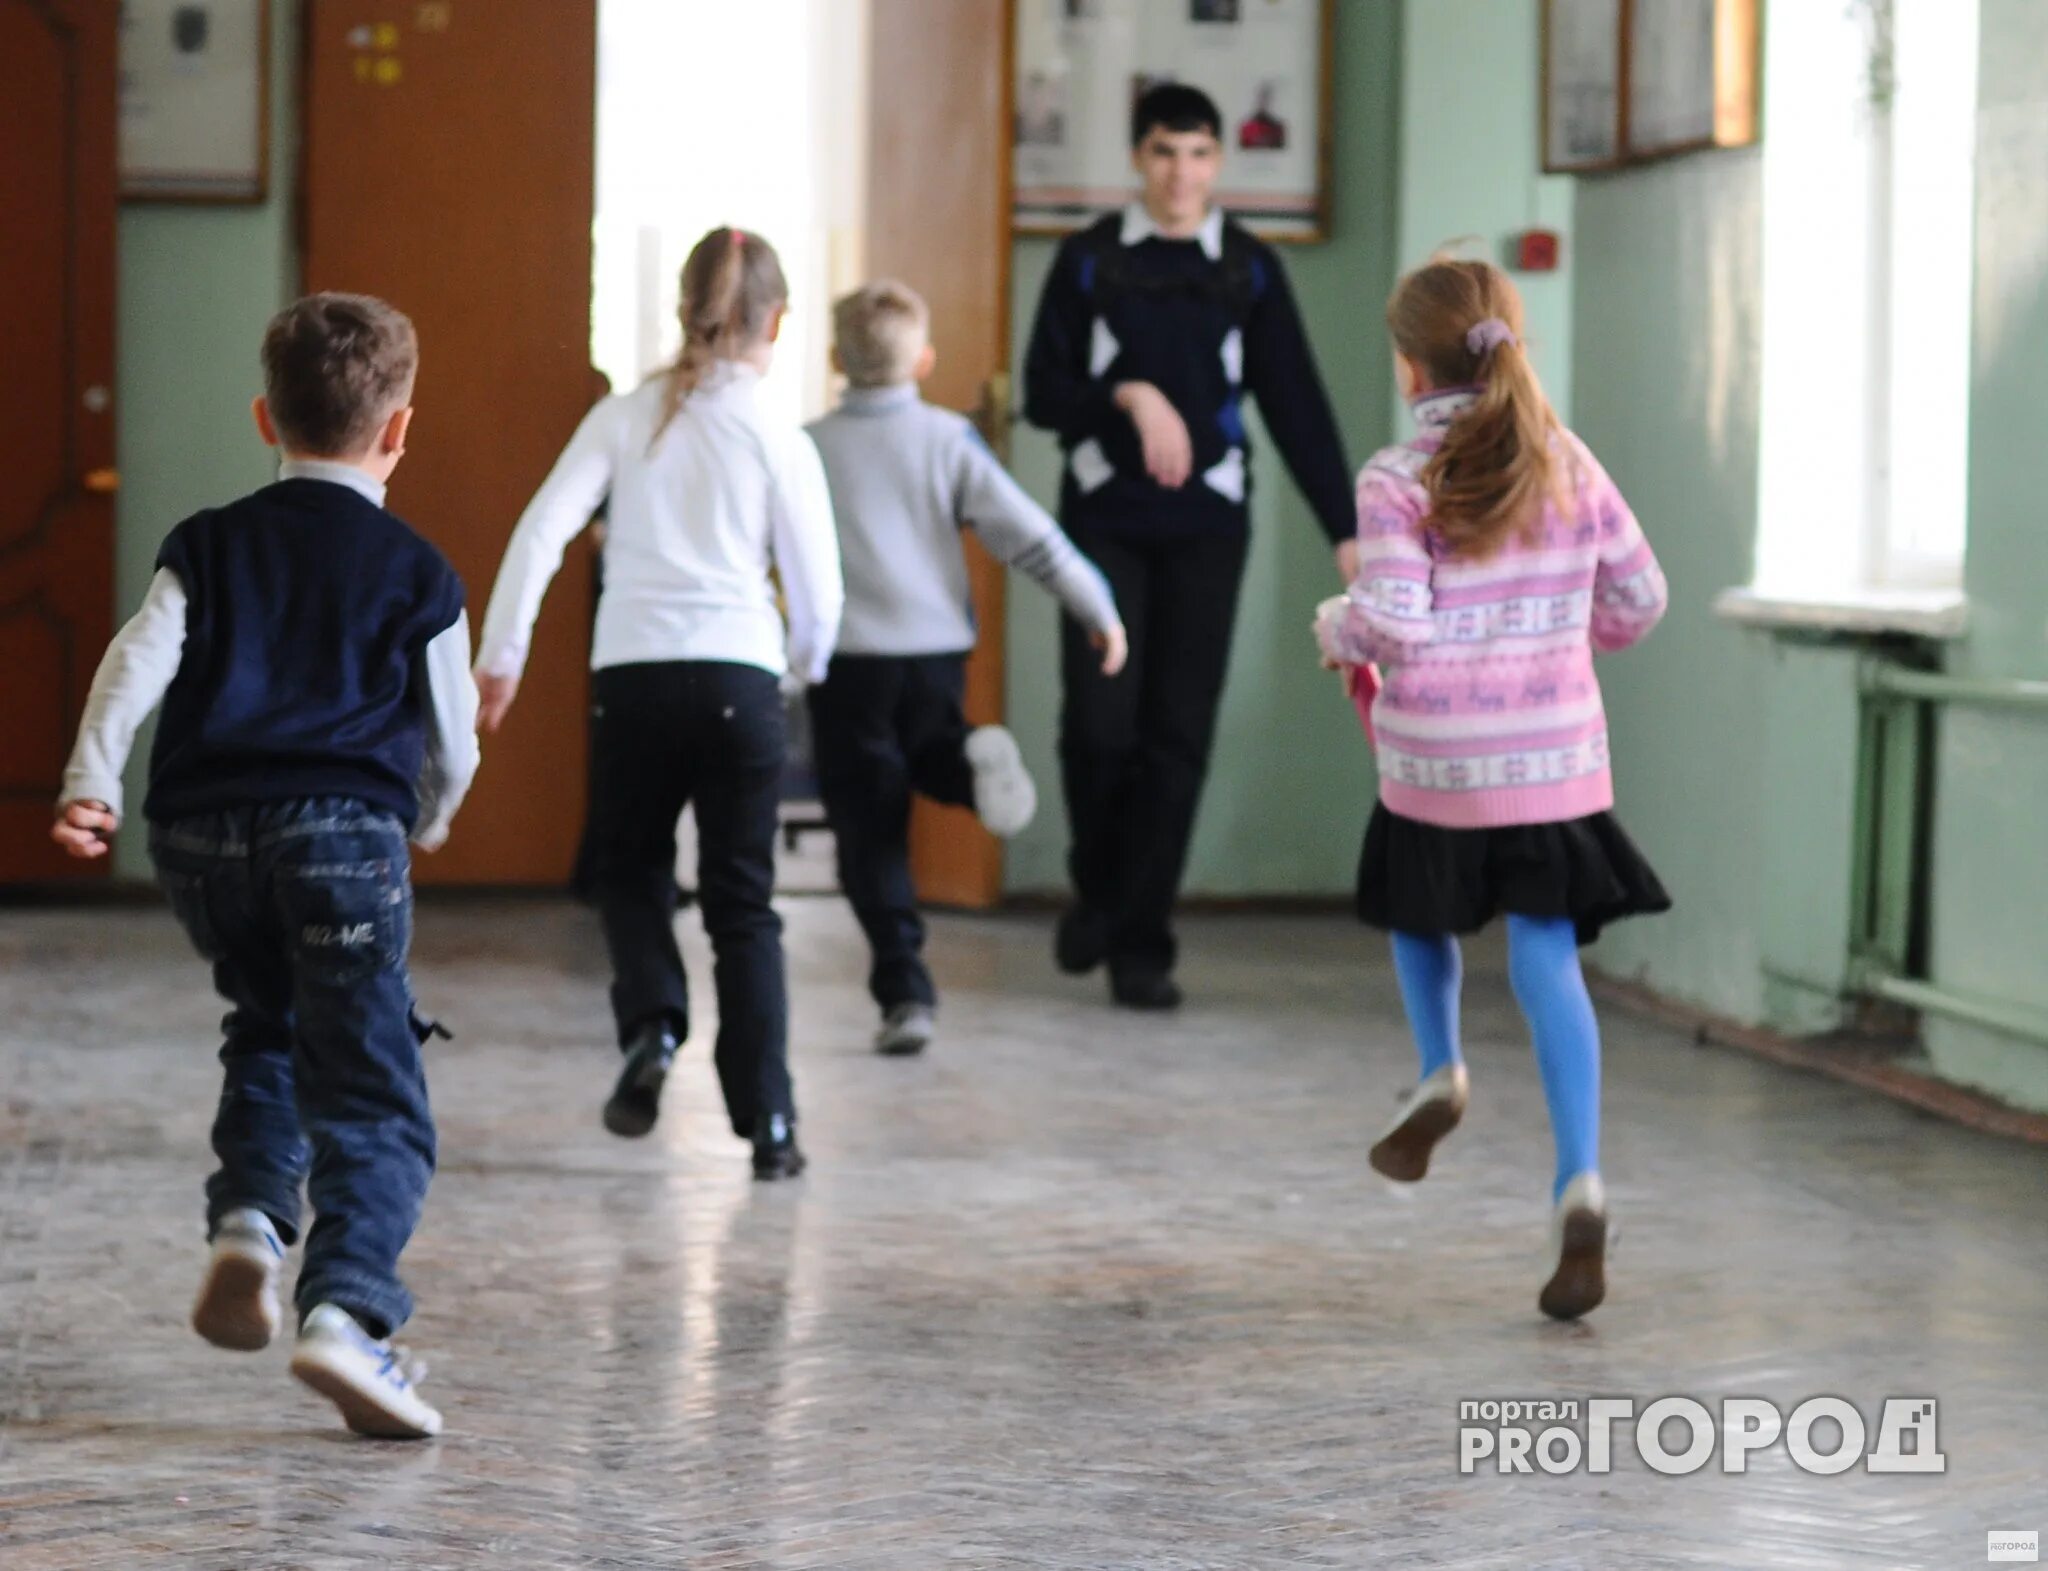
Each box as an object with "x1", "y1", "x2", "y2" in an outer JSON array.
[
  {"x1": 1109, "y1": 964, "x2": 1182, "y2": 1011},
  {"x1": 751, "y1": 1113, "x2": 807, "y2": 1181},
  {"x1": 874, "y1": 1002, "x2": 936, "y2": 1057},
  {"x1": 603, "y1": 1023, "x2": 679, "y2": 1138},
  {"x1": 1055, "y1": 906, "x2": 1109, "y2": 975}
]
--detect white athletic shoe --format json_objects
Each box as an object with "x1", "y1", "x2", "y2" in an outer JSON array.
[
  {"x1": 874, "y1": 1002, "x2": 937, "y2": 1057},
  {"x1": 191, "y1": 1207, "x2": 285, "y2": 1352},
  {"x1": 966, "y1": 726, "x2": 1037, "y2": 838},
  {"x1": 1367, "y1": 1063, "x2": 1470, "y2": 1183},
  {"x1": 290, "y1": 1304, "x2": 443, "y2": 1439},
  {"x1": 1539, "y1": 1171, "x2": 1609, "y2": 1322}
]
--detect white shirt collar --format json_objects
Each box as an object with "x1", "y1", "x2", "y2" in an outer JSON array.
[
  {"x1": 278, "y1": 458, "x2": 387, "y2": 507},
  {"x1": 1119, "y1": 201, "x2": 1226, "y2": 262}
]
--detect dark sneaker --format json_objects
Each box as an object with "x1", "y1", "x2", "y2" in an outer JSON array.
[
  {"x1": 602, "y1": 1023, "x2": 679, "y2": 1138},
  {"x1": 1055, "y1": 906, "x2": 1109, "y2": 975},
  {"x1": 751, "y1": 1112, "x2": 807, "y2": 1181},
  {"x1": 1109, "y1": 964, "x2": 1183, "y2": 1011}
]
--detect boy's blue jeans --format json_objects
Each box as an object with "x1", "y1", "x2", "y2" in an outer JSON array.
[{"x1": 150, "y1": 798, "x2": 437, "y2": 1339}]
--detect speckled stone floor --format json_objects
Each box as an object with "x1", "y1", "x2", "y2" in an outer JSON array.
[{"x1": 2, "y1": 898, "x2": 2043, "y2": 1568}]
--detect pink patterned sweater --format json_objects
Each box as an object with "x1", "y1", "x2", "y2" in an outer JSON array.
[{"x1": 1317, "y1": 389, "x2": 1668, "y2": 831}]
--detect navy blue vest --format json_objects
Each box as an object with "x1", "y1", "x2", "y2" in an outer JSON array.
[{"x1": 146, "y1": 479, "x2": 464, "y2": 829}]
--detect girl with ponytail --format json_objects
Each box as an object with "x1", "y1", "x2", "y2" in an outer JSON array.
[
  {"x1": 1314, "y1": 257, "x2": 1670, "y2": 1321},
  {"x1": 475, "y1": 226, "x2": 842, "y2": 1180}
]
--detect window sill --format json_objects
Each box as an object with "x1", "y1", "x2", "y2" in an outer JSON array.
[{"x1": 1713, "y1": 586, "x2": 1969, "y2": 641}]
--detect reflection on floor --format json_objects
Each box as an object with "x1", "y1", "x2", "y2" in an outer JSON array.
[{"x1": 2, "y1": 899, "x2": 2043, "y2": 1568}]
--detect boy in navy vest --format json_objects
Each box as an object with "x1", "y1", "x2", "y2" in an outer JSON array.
[
  {"x1": 51, "y1": 293, "x2": 479, "y2": 1440},
  {"x1": 1024, "y1": 84, "x2": 1354, "y2": 1010}
]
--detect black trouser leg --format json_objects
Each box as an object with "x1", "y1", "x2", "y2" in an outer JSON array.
[
  {"x1": 689, "y1": 665, "x2": 794, "y2": 1136},
  {"x1": 1059, "y1": 526, "x2": 1247, "y2": 973},
  {"x1": 1115, "y1": 530, "x2": 1248, "y2": 969},
  {"x1": 588, "y1": 665, "x2": 693, "y2": 1045},
  {"x1": 810, "y1": 655, "x2": 972, "y2": 1011},
  {"x1": 1059, "y1": 528, "x2": 1150, "y2": 924},
  {"x1": 900, "y1": 655, "x2": 976, "y2": 808}
]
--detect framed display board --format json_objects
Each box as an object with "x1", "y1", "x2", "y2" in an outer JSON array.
[
  {"x1": 1013, "y1": 0, "x2": 1335, "y2": 242},
  {"x1": 119, "y1": 0, "x2": 272, "y2": 202},
  {"x1": 1542, "y1": 0, "x2": 1758, "y2": 174}
]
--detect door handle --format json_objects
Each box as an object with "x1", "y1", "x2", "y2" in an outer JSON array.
[
  {"x1": 973, "y1": 372, "x2": 1013, "y2": 467},
  {"x1": 83, "y1": 468, "x2": 120, "y2": 495}
]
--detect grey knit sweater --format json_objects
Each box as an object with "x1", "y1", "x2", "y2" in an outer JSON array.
[{"x1": 806, "y1": 385, "x2": 1119, "y2": 656}]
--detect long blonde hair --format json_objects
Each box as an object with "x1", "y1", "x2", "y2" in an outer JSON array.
[
  {"x1": 652, "y1": 225, "x2": 789, "y2": 444},
  {"x1": 1386, "y1": 258, "x2": 1568, "y2": 559}
]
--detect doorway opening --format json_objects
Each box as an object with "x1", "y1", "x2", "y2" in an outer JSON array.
[{"x1": 589, "y1": 0, "x2": 871, "y2": 894}]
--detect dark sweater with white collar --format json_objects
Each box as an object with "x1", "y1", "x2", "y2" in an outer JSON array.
[
  {"x1": 1022, "y1": 204, "x2": 1353, "y2": 543},
  {"x1": 148, "y1": 478, "x2": 465, "y2": 828}
]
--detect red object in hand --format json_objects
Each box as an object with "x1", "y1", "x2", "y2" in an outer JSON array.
[
  {"x1": 1346, "y1": 663, "x2": 1381, "y2": 744},
  {"x1": 1514, "y1": 229, "x2": 1562, "y2": 272}
]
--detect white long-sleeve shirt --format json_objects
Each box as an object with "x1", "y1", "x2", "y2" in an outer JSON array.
[
  {"x1": 475, "y1": 364, "x2": 843, "y2": 685},
  {"x1": 59, "y1": 461, "x2": 482, "y2": 851}
]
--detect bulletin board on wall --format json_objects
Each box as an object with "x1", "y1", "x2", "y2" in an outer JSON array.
[
  {"x1": 1012, "y1": 0, "x2": 1335, "y2": 242},
  {"x1": 1542, "y1": 0, "x2": 1759, "y2": 174},
  {"x1": 119, "y1": 0, "x2": 273, "y2": 202}
]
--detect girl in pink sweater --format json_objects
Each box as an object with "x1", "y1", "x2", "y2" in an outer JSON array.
[{"x1": 1315, "y1": 259, "x2": 1669, "y2": 1321}]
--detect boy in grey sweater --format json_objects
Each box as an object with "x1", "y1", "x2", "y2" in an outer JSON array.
[{"x1": 807, "y1": 281, "x2": 1126, "y2": 1056}]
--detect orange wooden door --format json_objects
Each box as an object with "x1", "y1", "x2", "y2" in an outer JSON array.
[
  {"x1": 0, "y1": 0, "x2": 117, "y2": 885},
  {"x1": 301, "y1": 0, "x2": 598, "y2": 885},
  {"x1": 869, "y1": 0, "x2": 1015, "y2": 909}
]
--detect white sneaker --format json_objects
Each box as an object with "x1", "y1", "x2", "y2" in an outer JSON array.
[
  {"x1": 966, "y1": 726, "x2": 1037, "y2": 838},
  {"x1": 1539, "y1": 1171, "x2": 1609, "y2": 1322},
  {"x1": 290, "y1": 1304, "x2": 443, "y2": 1439},
  {"x1": 1367, "y1": 1063, "x2": 1469, "y2": 1183},
  {"x1": 191, "y1": 1207, "x2": 285, "y2": 1352},
  {"x1": 874, "y1": 1002, "x2": 936, "y2": 1057}
]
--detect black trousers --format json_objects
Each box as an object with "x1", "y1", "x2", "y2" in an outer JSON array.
[
  {"x1": 1059, "y1": 524, "x2": 1249, "y2": 971},
  {"x1": 586, "y1": 661, "x2": 792, "y2": 1136},
  {"x1": 807, "y1": 653, "x2": 976, "y2": 1009}
]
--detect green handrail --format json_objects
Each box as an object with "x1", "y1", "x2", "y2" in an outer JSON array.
[
  {"x1": 1861, "y1": 665, "x2": 2048, "y2": 710},
  {"x1": 1851, "y1": 658, "x2": 2048, "y2": 1051}
]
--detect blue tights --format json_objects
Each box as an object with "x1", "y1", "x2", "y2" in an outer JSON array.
[{"x1": 1390, "y1": 916, "x2": 1600, "y2": 1199}]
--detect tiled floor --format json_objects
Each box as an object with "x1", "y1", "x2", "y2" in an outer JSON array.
[{"x1": 2, "y1": 898, "x2": 2043, "y2": 1568}]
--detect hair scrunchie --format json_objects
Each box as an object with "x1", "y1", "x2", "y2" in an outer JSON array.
[{"x1": 1466, "y1": 317, "x2": 1518, "y2": 357}]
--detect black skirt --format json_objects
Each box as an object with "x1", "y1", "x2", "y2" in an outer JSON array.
[{"x1": 1356, "y1": 806, "x2": 1670, "y2": 945}]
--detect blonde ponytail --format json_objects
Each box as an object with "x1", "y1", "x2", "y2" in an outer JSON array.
[
  {"x1": 652, "y1": 226, "x2": 790, "y2": 446},
  {"x1": 1386, "y1": 258, "x2": 1569, "y2": 559}
]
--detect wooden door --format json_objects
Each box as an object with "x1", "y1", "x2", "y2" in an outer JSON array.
[
  {"x1": 0, "y1": 0, "x2": 117, "y2": 885},
  {"x1": 301, "y1": 0, "x2": 598, "y2": 885},
  {"x1": 869, "y1": 0, "x2": 1015, "y2": 909}
]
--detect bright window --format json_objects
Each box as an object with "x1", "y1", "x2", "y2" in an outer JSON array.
[
  {"x1": 1753, "y1": 0, "x2": 1979, "y2": 597},
  {"x1": 590, "y1": 0, "x2": 869, "y2": 427}
]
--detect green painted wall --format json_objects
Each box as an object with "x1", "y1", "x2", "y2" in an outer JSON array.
[
  {"x1": 1396, "y1": 0, "x2": 1574, "y2": 422},
  {"x1": 1002, "y1": 0, "x2": 1402, "y2": 896},
  {"x1": 110, "y1": 2, "x2": 299, "y2": 878},
  {"x1": 1921, "y1": 0, "x2": 2048, "y2": 1110},
  {"x1": 1569, "y1": 151, "x2": 1774, "y2": 1019}
]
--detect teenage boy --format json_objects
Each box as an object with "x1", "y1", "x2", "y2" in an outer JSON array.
[
  {"x1": 808, "y1": 279, "x2": 1126, "y2": 1055},
  {"x1": 52, "y1": 293, "x2": 479, "y2": 1439},
  {"x1": 1023, "y1": 82, "x2": 1354, "y2": 1009}
]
